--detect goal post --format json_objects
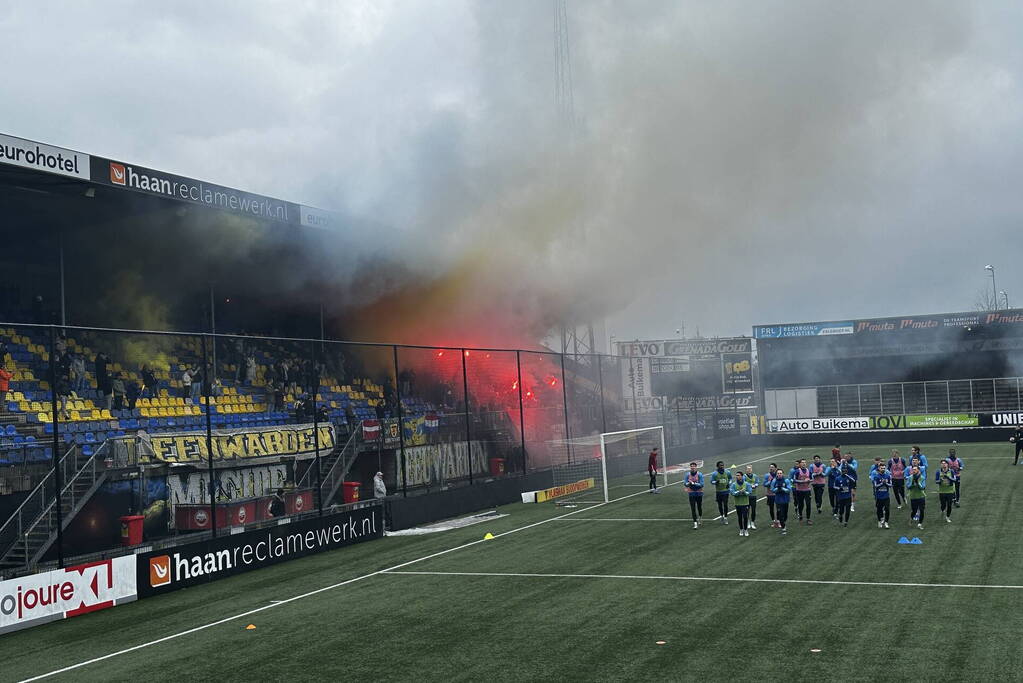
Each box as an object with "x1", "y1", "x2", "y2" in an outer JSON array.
[{"x1": 540, "y1": 426, "x2": 669, "y2": 505}]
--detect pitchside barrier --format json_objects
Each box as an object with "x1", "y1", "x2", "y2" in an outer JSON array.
[
  {"x1": 766, "y1": 412, "x2": 1023, "y2": 434},
  {"x1": 0, "y1": 502, "x2": 384, "y2": 635}
]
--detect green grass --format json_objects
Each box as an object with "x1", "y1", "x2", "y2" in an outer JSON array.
[{"x1": 4, "y1": 442, "x2": 1023, "y2": 681}]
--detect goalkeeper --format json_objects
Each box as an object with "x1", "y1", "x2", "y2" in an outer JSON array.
[
  {"x1": 711, "y1": 461, "x2": 732, "y2": 525},
  {"x1": 684, "y1": 462, "x2": 704, "y2": 529},
  {"x1": 1012, "y1": 424, "x2": 1023, "y2": 465},
  {"x1": 648, "y1": 447, "x2": 661, "y2": 494}
]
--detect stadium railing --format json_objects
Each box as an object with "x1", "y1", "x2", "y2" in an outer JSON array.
[{"x1": 0, "y1": 322, "x2": 748, "y2": 573}]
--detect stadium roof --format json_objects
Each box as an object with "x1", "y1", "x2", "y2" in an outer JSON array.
[{"x1": 0, "y1": 132, "x2": 339, "y2": 231}]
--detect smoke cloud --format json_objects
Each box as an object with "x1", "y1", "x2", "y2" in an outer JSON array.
[{"x1": 3, "y1": 1, "x2": 1022, "y2": 344}]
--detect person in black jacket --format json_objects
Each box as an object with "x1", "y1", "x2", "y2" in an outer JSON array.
[
  {"x1": 1012, "y1": 424, "x2": 1023, "y2": 465},
  {"x1": 268, "y1": 489, "x2": 286, "y2": 518}
]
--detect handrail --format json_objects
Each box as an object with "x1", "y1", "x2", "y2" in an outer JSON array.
[
  {"x1": 0, "y1": 442, "x2": 78, "y2": 545},
  {"x1": 315, "y1": 422, "x2": 361, "y2": 488},
  {"x1": 34, "y1": 448, "x2": 101, "y2": 529},
  {"x1": 318, "y1": 423, "x2": 365, "y2": 504},
  {"x1": 295, "y1": 421, "x2": 359, "y2": 490}
]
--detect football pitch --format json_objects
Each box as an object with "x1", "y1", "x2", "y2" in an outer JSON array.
[{"x1": 5, "y1": 441, "x2": 1023, "y2": 681}]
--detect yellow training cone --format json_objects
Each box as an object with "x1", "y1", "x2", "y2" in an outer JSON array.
[
  {"x1": 731, "y1": 464, "x2": 738, "y2": 470},
  {"x1": 483, "y1": 532, "x2": 494, "y2": 540},
  {"x1": 245, "y1": 624, "x2": 256, "y2": 630}
]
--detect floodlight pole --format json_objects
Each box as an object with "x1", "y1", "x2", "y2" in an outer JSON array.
[
  {"x1": 461, "y1": 349, "x2": 472, "y2": 484},
  {"x1": 208, "y1": 282, "x2": 217, "y2": 382},
  {"x1": 48, "y1": 326, "x2": 65, "y2": 568},
  {"x1": 311, "y1": 340, "x2": 323, "y2": 516},
  {"x1": 58, "y1": 232, "x2": 66, "y2": 326},
  {"x1": 201, "y1": 335, "x2": 217, "y2": 539},
  {"x1": 986, "y1": 265, "x2": 997, "y2": 309},
  {"x1": 393, "y1": 346, "x2": 407, "y2": 498},
  {"x1": 560, "y1": 353, "x2": 571, "y2": 463},
  {"x1": 516, "y1": 351, "x2": 527, "y2": 473}
]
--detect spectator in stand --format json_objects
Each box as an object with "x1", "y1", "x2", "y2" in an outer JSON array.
[
  {"x1": 71, "y1": 353, "x2": 86, "y2": 394},
  {"x1": 191, "y1": 365, "x2": 203, "y2": 402},
  {"x1": 232, "y1": 336, "x2": 245, "y2": 382},
  {"x1": 56, "y1": 375, "x2": 72, "y2": 419},
  {"x1": 125, "y1": 376, "x2": 140, "y2": 411},
  {"x1": 0, "y1": 337, "x2": 8, "y2": 364},
  {"x1": 274, "y1": 383, "x2": 285, "y2": 413},
  {"x1": 56, "y1": 351, "x2": 72, "y2": 386},
  {"x1": 181, "y1": 366, "x2": 193, "y2": 400},
  {"x1": 268, "y1": 488, "x2": 286, "y2": 518},
  {"x1": 245, "y1": 354, "x2": 256, "y2": 385},
  {"x1": 374, "y1": 472, "x2": 387, "y2": 499},
  {"x1": 140, "y1": 365, "x2": 156, "y2": 398},
  {"x1": 111, "y1": 374, "x2": 126, "y2": 411},
  {"x1": 344, "y1": 403, "x2": 356, "y2": 429},
  {"x1": 264, "y1": 381, "x2": 276, "y2": 413},
  {"x1": 95, "y1": 352, "x2": 112, "y2": 410},
  {"x1": 0, "y1": 364, "x2": 12, "y2": 412}
]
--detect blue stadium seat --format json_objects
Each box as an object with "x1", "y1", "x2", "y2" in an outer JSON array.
[
  {"x1": 5, "y1": 425, "x2": 15, "y2": 436},
  {"x1": 84, "y1": 432, "x2": 95, "y2": 443}
]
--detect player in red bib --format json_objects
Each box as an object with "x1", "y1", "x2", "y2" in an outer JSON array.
[
  {"x1": 887, "y1": 449, "x2": 907, "y2": 509},
  {"x1": 945, "y1": 447, "x2": 964, "y2": 507},
  {"x1": 810, "y1": 455, "x2": 827, "y2": 514}
]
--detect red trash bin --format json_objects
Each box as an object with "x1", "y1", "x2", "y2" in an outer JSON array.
[
  {"x1": 341, "y1": 481, "x2": 361, "y2": 504},
  {"x1": 120, "y1": 515, "x2": 144, "y2": 546},
  {"x1": 489, "y1": 458, "x2": 505, "y2": 476}
]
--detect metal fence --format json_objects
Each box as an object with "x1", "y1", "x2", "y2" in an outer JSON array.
[
  {"x1": 766, "y1": 377, "x2": 1023, "y2": 418},
  {"x1": 0, "y1": 322, "x2": 749, "y2": 574}
]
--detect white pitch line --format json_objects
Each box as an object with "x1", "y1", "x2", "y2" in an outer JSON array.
[
  {"x1": 552, "y1": 517, "x2": 696, "y2": 522},
  {"x1": 19, "y1": 447, "x2": 803, "y2": 682},
  {"x1": 383, "y1": 570, "x2": 1023, "y2": 591}
]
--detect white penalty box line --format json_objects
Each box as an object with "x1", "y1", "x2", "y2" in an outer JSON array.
[
  {"x1": 18, "y1": 447, "x2": 800, "y2": 683},
  {"x1": 383, "y1": 570, "x2": 1023, "y2": 591}
]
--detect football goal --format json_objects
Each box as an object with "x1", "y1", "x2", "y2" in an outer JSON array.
[{"x1": 545, "y1": 426, "x2": 668, "y2": 505}]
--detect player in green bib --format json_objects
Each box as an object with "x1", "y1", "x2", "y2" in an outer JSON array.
[
  {"x1": 936, "y1": 460, "x2": 957, "y2": 523},
  {"x1": 711, "y1": 462, "x2": 732, "y2": 525},
  {"x1": 730, "y1": 471, "x2": 752, "y2": 537},
  {"x1": 907, "y1": 465, "x2": 927, "y2": 529}
]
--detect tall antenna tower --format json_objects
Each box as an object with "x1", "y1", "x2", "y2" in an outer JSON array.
[{"x1": 554, "y1": 0, "x2": 597, "y2": 361}]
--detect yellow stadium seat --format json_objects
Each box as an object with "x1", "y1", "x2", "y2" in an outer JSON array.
[{"x1": 37, "y1": 412, "x2": 50, "y2": 423}]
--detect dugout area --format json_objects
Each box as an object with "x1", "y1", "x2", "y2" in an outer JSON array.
[{"x1": 4, "y1": 441, "x2": 1023, "y2": 681}]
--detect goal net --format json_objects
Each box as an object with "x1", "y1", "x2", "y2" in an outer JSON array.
[{"x1": 547, "y1": 426, "x2": 668, "y2": 505}]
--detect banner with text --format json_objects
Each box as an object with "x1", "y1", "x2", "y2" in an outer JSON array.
[
  {"x1": 396, "y1": 440, "x2": 490, "y2": 488},
  {"x1": 135, "y1": 506, "x2": 382, "y2": 598},
  {"x1": 769, "y1": 414, "x2": 980, "y2": 433},
  {"x1": 145, "y1": 424, "x2": 335, "y2": 463},
  {"x1": 0, "y1": 556, "x2": 136, "y2": 635}
]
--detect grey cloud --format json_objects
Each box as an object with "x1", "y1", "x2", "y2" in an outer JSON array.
[{"x1": 2, "y1": 1, "x2": 1022, "y2": 344}]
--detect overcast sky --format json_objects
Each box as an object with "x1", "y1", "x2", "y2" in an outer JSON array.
[{"x1": 3, "y1": 1, "x2": 1023, "y2": 346}]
